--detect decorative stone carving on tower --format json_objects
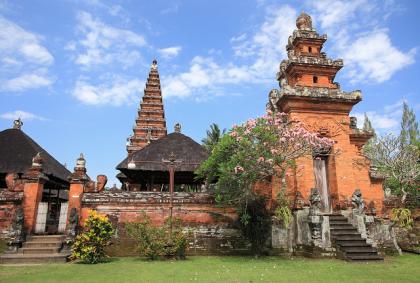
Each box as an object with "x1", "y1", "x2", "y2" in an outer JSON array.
[
  {"x1": 127, "y1": 59, "x2": 167, "y2": 154},
  {"x1": 13, "y1": 118, "x2": 23, "y2": 130},
  {"x1": 296, "y1": 12, "x2": 313, "y2": 30},
  {"x1": 174, "y1": 123, "x2": 181, "y2": 133}
]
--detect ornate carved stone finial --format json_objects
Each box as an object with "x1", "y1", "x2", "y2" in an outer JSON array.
[
  {"x1": 266, "y1": 89, "x2": 280, "y2": 113},
  {"x1": 309, "y1": 187, "x2": 322, "y2": 216},
  {"x1": 76, "y1": 153, "x2": 86, "y2": 169},
  {"x1": 5, "y1": 173, "x2": 18, "y2": 190},
  {"x1": 126, "y1": 135, "x2": 132, "y2": 147},
  {"x1": 349, "y1": 117, "x2": 358, "y2": 129},
  {"x1": 351, "y1": 188, "x2": 365, "y2": 215},
  {"x1": 146, "y1": 127, "x2": 152, "y2": 144},
  {"x1": 31, "y1": 152, "x2": 43, "y2": 168},
  {"x1": 96, "y1": 174, "x2": 108, "y2": 192},
  {"x1": 296, "y1": 12, "x2": 312, "y2": 30},
  {"x1": 151, "y1": 59, "x2": 158, "y2": 70},
  {"x1": 13, "y1": 118, "x2": 23, "y2": 130},
  {"x1": 174, "y1": 123, "x2": 181, "y2": 133}
]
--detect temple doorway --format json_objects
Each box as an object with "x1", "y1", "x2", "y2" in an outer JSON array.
[
  {"x1": 34, "y1": 187, "x2": 68, "y2": 234},
  {"x1": 313, "y1": 157, "x2": 331, "y2": 213}
]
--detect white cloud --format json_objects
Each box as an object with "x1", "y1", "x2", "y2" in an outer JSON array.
[
  {"x1": 0, "y1": 17, "x2": 53, "y2": 65},
  {"x1": 354, "y1": 111, "x2": 399, "y2": 130},
  {"x1": 308, "y1": 0, "x2": 416, "y2": 83},
  {"x1": 352, "y1": 99, "x2": 411, "y2": 132},
  {"x1": 72, "y1": 78, "x2": 143, "y2": 106},
  {"x1": 1, "y1": 110, "x2": 47, "y2": 121},
  {"x1": 71, "y1": 11, "x2": 146, "y2": 67},
  {"x1": 163, "y1": 6, "x2": 296, "y2": 99},
  {"x1": 342, "y1": 31, "x2": 416, "y2": 83},
  {"x1": 0, "y1": 16, "x2": 54, "y2": 93},
  {"x1": 158, "y1": 46, "x2": 182, "y2": 59},
  {"x1": 1, "y1": 72, "x2": 53, "y2": 92},
  {"x1": 161, "y1": 3, "x2": 180, "y2": 15}
]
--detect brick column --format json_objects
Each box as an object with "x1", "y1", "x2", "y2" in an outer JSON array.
[
  {"x1": 67, "y1": 154, "x2": 90, "y2": 226},
  {"x1": 22, "y1": 153, "x2": 48, "y2": 234}
]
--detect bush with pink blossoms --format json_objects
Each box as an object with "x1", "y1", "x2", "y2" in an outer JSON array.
[{"x1": 196, "y1": 112, "x2": 334, "y2": 256}]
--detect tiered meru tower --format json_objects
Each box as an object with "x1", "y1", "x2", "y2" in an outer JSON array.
[
  {"x1": 127, "y1": 60, "x2": 167, "y2": 154},
  {"x1": 267, "y1": 12, "x2": 384, "y2": 214}
]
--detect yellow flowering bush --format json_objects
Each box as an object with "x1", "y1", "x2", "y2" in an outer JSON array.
[{"x1": 70, "y1": 210, "x2": 114, "y2": 264}]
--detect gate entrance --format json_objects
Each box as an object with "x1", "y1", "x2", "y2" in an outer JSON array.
[
  {"x1": 313, "y1": 157, "x2": 331, "y2": 213},
  {"x1": 34, "y1": 187, "x2": 68, "y2": 234}
]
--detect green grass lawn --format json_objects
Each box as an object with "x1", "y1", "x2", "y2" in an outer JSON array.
[{"x1": 1, "y1": 254, "x2": 419, "y2": 283}]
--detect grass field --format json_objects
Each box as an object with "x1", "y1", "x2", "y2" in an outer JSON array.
[{"x1": 0, "y1": 254, "x2": 419, "y2": 283}]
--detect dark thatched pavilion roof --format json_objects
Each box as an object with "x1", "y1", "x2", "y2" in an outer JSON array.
[
  {"x1": 0, "y1": 128, "x2": 71, "y2": 183},
  {"x1": 116, "y1": 132, "x2": 209, "y2": 172}
]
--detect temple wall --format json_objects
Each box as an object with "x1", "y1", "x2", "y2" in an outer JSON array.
[{"x1": 80, "y1": 192, "x2": 249, "y2": 256}]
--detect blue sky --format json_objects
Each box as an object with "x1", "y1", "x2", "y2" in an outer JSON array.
[{"x1": 1, "y1": 0, "x2": 419, "y2": 186}]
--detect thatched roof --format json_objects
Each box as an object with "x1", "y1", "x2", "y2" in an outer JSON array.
[
  {"x1": 0, "y1": 128, "x2": 71, "y2": 182},
  {"x1": 116, "y1": 132, "x2": 208, "y2": 172}
]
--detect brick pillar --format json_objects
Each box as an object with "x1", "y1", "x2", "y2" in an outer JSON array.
[
  {"x1": 67, "y1": 153, "x2": 90, "y2": 227},
  {"x1": 22, "y1": 153, "x2": 48, "y2": 234}
]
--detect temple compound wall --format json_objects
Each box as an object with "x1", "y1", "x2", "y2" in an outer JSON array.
[{"x1": 79, "y1": 191, "x2": 248, "y2": 256}]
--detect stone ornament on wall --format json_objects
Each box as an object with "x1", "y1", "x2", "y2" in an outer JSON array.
[
  {"x1": 8, "y1": 207, "x2": 25, "y2": 252},
  {"x1": 351, "y1": 189, "x2": 365, "y2": 215},
  {"x1": 96, "y1": 175, "x2": 108, "y2": 192},
  {"x1": 303, "y1": 117, "x2": 346, "y2": 138}
]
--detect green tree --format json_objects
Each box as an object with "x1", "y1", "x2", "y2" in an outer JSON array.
[
  {"x1": 362, "y1": 113, "x2": 376, "y2": 155},
  {"x1": 401, "y1": 101, "x2": 419, "y2": 146},
  {"x1": 201, "y1": 123, "x2": 226, "y2": 152},
  {"x1": 363, "y1": 113, "x2": 375, "y2": 134}
]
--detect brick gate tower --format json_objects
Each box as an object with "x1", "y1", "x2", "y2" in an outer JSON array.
[{"x1": 267, "y1": 12, "x2": 384, "y2": 214}]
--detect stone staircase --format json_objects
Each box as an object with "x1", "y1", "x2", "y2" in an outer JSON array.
[
  {"x1": 0, "y1": 235, "x2": 70, "y2": 264},
  {"x1": 329, "y1": 214, "x2": 383, "y2": 262}
]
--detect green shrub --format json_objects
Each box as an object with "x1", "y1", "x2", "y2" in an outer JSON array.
[
  {"x1": 239, "y1": 198, "x2": 271, "y2": 257},
  {"x1": 70, "y1": 210, "x2": 114, "y2": 264},
  {"x1": 125, "y1": 214, "x2": 188, "y2": 260},
  {"x1": 274, "y1": 191, "x2": 292, "y2": 228},
  {"x1": 391, "y1": 208, "x2": 414, "y2": 229}
]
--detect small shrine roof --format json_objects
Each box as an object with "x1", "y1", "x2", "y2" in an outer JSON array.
[
  {"x1": 117, "y1": 132, "x2": 209, "y2": 172},
  {"x1": 0, "y1": 128, "x2": 71, "y2": 182}
]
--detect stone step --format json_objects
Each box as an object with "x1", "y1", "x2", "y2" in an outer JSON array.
[
  {"x1": 336, "y1": 241, "x2": 371, "y2": 247},
  {"x1": 21, "y1": 247, "x2": 61, "y2": 254},
  {"x1": 345, "y1": 254, "x2": 383, "y2": 261},
  {"x1": 331, "y1": 230, "x2": 360, "y2": 236},
  {"x1": 330, "y1": 226, "x2": 358, "y2": 231},
  {"x1": 329, "y1": 216, "x2": 348, "y2": 221},
  {"x1": 26, "y1": 235, "x2": 64, "y2": 242},
  {"x1": 345, "y1": 251, "x2": 380, "y2": 258},
  {"x1": 340, "y1": 246, "x2": 377, "y2": 253},
  {"x1": 0, "y1": 253, "x2": 69, "y2": 264},
  {"x1": 333, "y1": 235, "x2": 363, "y2": 241},
  {"x1": 23, "y1": 242, "x2": 62, "y2": 248}
]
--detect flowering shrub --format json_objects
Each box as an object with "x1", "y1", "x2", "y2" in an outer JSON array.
[
  {"x1": 197, "y1": 112, "x2": 333, "y2": 206},
  {"x1": 70, "y1": 210, "x2": 114, "y2": 264},
  {"x1": 125, "y1": 214, "x2": 188, "y2": 260},
  {"x1": 196, "y1": 112, "x2": 333, "y2": 255}
]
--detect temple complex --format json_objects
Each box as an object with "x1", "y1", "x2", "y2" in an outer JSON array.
[
  {"x1": 266, "y1": 12, "x2": 385, "y2": 215},
  {"x1": 1, "y1": 13, "x2": 411, "y2": 263},
  {"x1": 126, "y1": 59, "x2": 167, "y2": 155}
]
